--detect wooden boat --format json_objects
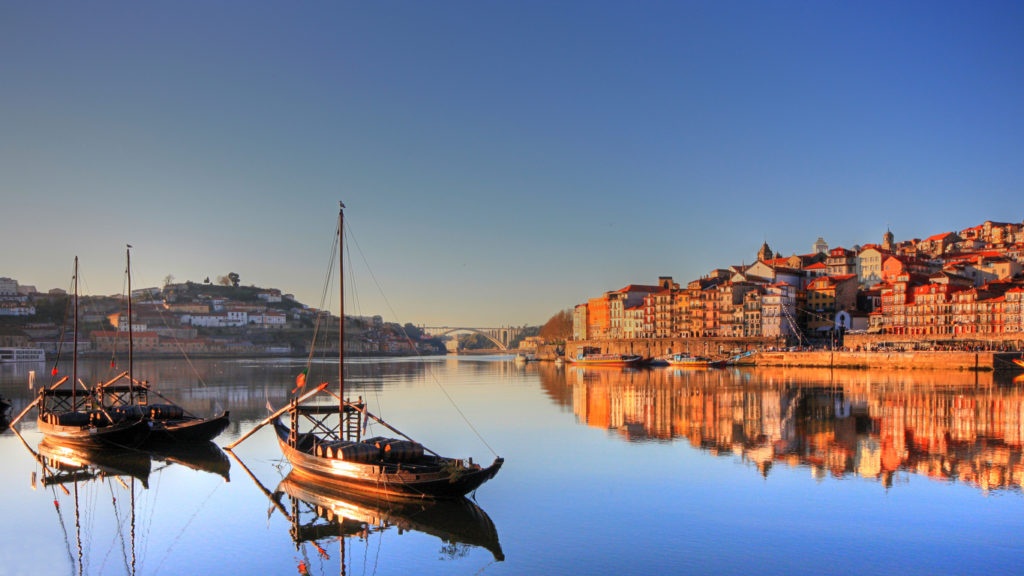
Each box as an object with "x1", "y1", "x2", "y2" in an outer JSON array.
[
  {"x1": 570, "y1": 348, "x2": 643, "y2": 366},
  {"x1": 666, "y1": 354, "x2": 712, "y2": 368},
  {"x1": 96, "y1": 374, "x2": 230, "y2": 444},
  {"x1": 94, "y1": 246, "x2": 229, "y2": 445},
  {"x1": 229, "y1": 203, "x2": 502, "y2": 500},
  {"x1": 276, "y1": 470, "x2": 504, "y2": 561},
  {"x1": 34, "y1": 257, "x2": 150, "y2": 449}
]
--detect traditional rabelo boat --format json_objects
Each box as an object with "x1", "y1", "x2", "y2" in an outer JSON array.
[
  {"x1": 228, "y1": 203, "x2": 502, "y2": 500},
  {"x1": 31, "y1": 257, "x2": 150, "y2": 449},
  {"x1": 94, "y1": 246, "x2": 230, "y2": 445}
]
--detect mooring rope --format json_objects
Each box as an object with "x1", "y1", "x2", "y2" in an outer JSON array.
[{"x1": 345, "y1": 217, "x2": 499, "y2": 459}]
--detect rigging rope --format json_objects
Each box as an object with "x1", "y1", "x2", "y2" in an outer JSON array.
[{"x1": 345, "y1": 217, "x2": 499, "y2": 458}]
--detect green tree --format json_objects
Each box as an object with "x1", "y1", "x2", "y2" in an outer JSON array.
[{"x1": 228, "y1": 272, "x2": 240, "y2": 287}]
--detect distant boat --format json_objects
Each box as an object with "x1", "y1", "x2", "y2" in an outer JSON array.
[
  {"x1": 515, "y1": 353, "x2": 537, "y2": 364},
  {"x1": 570, "y1": 351, "x2": 644, "y2": 366},
  {"x1": 666, "y1": 354, "x2": 712, "y2": 368},
  {"x1": 229, "y1": 203, "x2": 502, "y2": 500},
  {"x1": 0, "y1": 347, "x2": 45, "y2": 363},
  {"x1": 647, "y1": 355, "x2": 671, "y2": 367}
]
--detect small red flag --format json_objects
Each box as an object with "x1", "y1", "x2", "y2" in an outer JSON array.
[
  {"x1": 51, "y1": 367, "x2": 58, "y2": 376},
  {"x1": 291, "y1": 372, "x2": 307, "y2": 394}
]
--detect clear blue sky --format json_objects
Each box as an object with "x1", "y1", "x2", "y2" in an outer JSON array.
[{"x1": 2, "y1": 1, "x2": 1022, "y2": 326}]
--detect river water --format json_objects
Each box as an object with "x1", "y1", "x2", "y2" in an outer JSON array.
[{"x1": 2, "y1": 357, "x2": 1024, "y2": 575}]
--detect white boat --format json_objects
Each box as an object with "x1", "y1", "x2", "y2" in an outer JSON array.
[{"x1": 0, "y1": 347, "x2": 45, "y2": 363}]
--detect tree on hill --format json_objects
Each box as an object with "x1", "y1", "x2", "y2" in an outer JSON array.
[
  {"x1": 228, "y1": 272, "x2": 240, "y2": 287},
  {"x1": 539, "y1": 309, "x2": 573, "y2": 344}
]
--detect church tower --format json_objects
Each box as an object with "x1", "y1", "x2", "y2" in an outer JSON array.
[
  {"x1": 883, "y1": 229, "x2": 894, "y2": 251},
  {"x1": 757, "y1": 241, "x2": 773, "y2": 262},
  {"x1": 813, "y1": 237, "x2": 828, "y2": 255}
]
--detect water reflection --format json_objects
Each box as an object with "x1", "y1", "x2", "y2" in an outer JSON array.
[
  {"x1": 11, "y1": 430, "x2": 230, "y2": 576},
  {"x1": 535, "y1": 363, "x2": 1024, "y2": 492},
  {"x1": 230, "y1": 452, "x2": 504, "y2": 574}
]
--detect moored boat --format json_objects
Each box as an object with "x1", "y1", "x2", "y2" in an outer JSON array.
[
  {"x1": 228, "y1": 203, "x2": 502, "y2": 500},
  {"x1": 666, "y1": 354, "x2": 712, "y2": 368},
  {"x1": 570, "y1": 350, "x2": 644, "y2": 366},
  {"x1": 33, "y1": 257, "x2": 150, "y2": 449},
  {"x1": 94, "y1": 246, "x2": 230, "y2": 445},
  {"x1": 0, "y1": 347, "x2": 45, "y2": 363},
  {"x1": 96, "y1": 374, "x2": 230, "y2": 444}
]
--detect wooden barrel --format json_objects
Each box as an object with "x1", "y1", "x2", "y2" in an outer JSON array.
[
  {"x1": 336, "y1": 442, "x2": 380, "y2": 462},
  {"x1": 382, "y1": 440, "x2": 425, "y2": 462},
  {"x1": 149, "y1": 404, "x2": 184, "y2": 420}
]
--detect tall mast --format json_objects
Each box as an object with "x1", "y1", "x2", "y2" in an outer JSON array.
[
  {"x1": 339, "y1": 202, "x2": 345, "y2": 407},
  {"x1": 73, "y1": 256, "x2": 78, "y2": 407},
  {"x1": 127, "y1": 245, "x2": 134, "y2": 401}
]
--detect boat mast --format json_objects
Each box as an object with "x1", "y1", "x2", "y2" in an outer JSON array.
[
  {"x1": 73, "y1": 256, "x2": 78, "y2": 407},
  {"x1": 127, "y1": 245, "x2": 134, "y2": 402},
  {"x1": 338, "y1": 201, "x2": 345, "y2": 410}
]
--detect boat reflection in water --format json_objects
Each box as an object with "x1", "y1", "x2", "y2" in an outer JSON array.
[
  {"x1": 147, "y1": 440, "x2": 231, "y2": 481},
  {"x1": 547, "y1": 363, "x2": 1024, "y2": 492},
  {"x1": 14, "y1": 430, "x2": 231, "y2": 576},
  {"x1": 274, "y1": 471, "x2": 504, "y2": 569}
]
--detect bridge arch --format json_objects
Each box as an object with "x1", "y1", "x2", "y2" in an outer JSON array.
[{"x1": 430, "y1": 328, "x2": 509, "y2": 351}]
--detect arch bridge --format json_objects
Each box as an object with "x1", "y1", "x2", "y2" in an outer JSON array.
[{"x1": 421, "y1": 326, "x2": 523, "y2": 351}]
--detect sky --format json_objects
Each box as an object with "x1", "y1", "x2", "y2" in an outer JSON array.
[{"x1": 2, "y1": 1, "x2": 1023, "y2": 327}]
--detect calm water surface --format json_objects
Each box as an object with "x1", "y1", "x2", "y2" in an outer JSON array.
[{"x1": 3, "y1": 357, "x2": 1024, "y2": 575}]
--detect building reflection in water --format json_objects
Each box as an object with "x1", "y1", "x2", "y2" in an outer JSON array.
[{"x1": 536, "y1": 363, "x2": 1024, "y2": 492}]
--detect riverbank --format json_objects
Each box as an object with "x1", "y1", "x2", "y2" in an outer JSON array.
[
  {"x1": 563, "y1": 339, "x2": 1024, "y2": 372},
  {"x1": 750, "y1": 350, "x2": 1024, "y2": 372}
]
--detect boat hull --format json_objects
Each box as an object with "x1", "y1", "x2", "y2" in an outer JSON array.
[
  {"x1": 667, "y1": 360, "x2": 710, "y2": 368},
  {"x1": 37, "y1": 415, "x2": 150, "y2": 449},
  {"x1": 274, "y1": 419, "x2": 502, "y2": 500},
  {"x1": 147, "y1": 411, "x2": 231, "y2": 444},
  {"x1": 570, "y1": 355, "x2": 644, "y2": 367}
]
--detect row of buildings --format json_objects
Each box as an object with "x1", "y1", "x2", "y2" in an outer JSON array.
[{"x1": 572, "y1": 220, "x2": 1024, "y2": 345}]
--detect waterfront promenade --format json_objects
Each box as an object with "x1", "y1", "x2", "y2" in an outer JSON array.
[{"x1": 563, "y1": 338, "x2": 1024, "y2": 372}]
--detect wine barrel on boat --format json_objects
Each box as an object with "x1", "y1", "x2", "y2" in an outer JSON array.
[
  {"x1": 315, "y1": 441, "x2": 380, "y2": 462},
  {"x1": 109, "y1": 406, "x2": 146, "y2": 421},
  {"x1": 363, "y1": 436, "x2": 425, "y2": 462},
  {"x1": 148, "y1": 404, "x2": 184, "y2": 420},
  {"x1": 381, "y1": 439, "x2": 425, "y2": 462}
]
